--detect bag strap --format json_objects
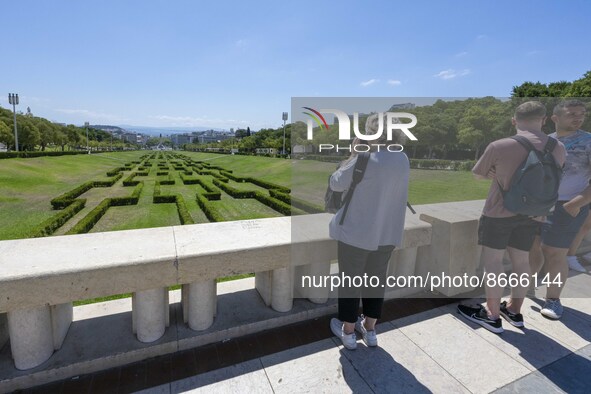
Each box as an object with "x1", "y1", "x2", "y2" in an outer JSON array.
[
  {"x1": 497, "y1": 135, "x2": 537, "y2": 194},
  {"x1": 339, "y1": 152, "x2": 370, "y2": 225},
  {"x1": 543, "y1": 137, "x2": 557, "y2": 154},
  {"x1": 511, "y1": 135, "x2": 537, "y2": 153}
]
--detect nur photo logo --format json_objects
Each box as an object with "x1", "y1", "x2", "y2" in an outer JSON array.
[{"x1": 302, "y1": 107, "x2": 418, "y2": 153}]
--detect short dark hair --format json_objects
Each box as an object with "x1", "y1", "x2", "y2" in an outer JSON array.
[
  {"x1": 514, "y1": 101, "x2": 546, "y2": 121},
  {"x1": 553, "y1": 99, "x2": 586, "y2": 116}
]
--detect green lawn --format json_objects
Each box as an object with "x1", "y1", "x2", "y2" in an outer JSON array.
[{"x1": 0, "y1": 151, "x2": 490, "y2": 240}]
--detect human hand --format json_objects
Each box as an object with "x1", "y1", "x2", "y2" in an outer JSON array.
[
  {"x1": 562, "y1": 201, "x2": 580, "y2": 218},
  {"x1": 487, "y1": 167, "x2": 497, "y2": 180}
]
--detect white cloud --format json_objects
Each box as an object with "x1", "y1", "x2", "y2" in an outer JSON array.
[
  {"x1": 360, "y1": 79, "x2": 379, "y2": 87},
  {"x1": 387, "y1": 80, "x2": 401, "y2": 86},
  {"x1": 433, "y1": 69, "x2": 471, "y2": 80},
  {"x1": 476, "y1": 34, "x2": 487, "y2": 40},
  {"x1": 455, "y1": 51, "x2": 468, "y2": 58}
]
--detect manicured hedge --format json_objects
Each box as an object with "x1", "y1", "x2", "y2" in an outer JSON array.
[
  {"x1": 67, "y1": 198, "x2": 112, "y2": 234},
  {"x1": 220, "y1": 171, "x2": 244, "y2": 182},
  {"x1": 106, "y1": 167, "x2": 124, "y2": 176},
  {"x1": 268, "y1": 190, "x2": 323, "y2": 213},
  {"x1": 157, "y1": 171, "x2": 169, "y2": 176},
  {"x1": 196, "y1": 194, "x2": 225, "y2": 222},
  {"x1": 111, "y1": 182, "x2": 144, "y2": 205},
  {"x1": 158, "y1": 174, "x2": 175, "y2": 185},
  {"x1": 195, "y1": 178, "x2": 221, "y2": 194},
  {"x1": 409, "y1": 159, "x2": 475, "y2": 171},
  {"x1": 245, "y1": 177, "x2": 290, "y2": 193},
  {"x1": 180, "y1": 172, "x2": 199, "y2": 185},
  {"x1": 176, "y1": 195, "x2": 194, "y2": 225},
  {"x1": 93, "y1": 173, "x2": 123, "y2": 187},
  {"x1": 152, "y1": 184, "x2": 194, "y2": 224},
  {"x1": 213, "y1": 179, "x2": 256, "y2": 198},
  {"x1": 51, "y1": 182, "x2": 95, "y2": 209},
  {"x1": 253, "y1": 192, "x2": 292, "y2": 215},
  {"x1": 0, "y1": 151, "x2": 93, "y2": 159},
  {"x1": 30, "y1": 199, "x2": 86, "y2": 237},
  {"x1": 123, "y1": 173, "x2": 140, "y2": 186}
]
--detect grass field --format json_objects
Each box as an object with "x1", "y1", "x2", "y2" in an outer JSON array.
[{"x1": 0, "y1": 151, "x2": 490, "y2": 240}]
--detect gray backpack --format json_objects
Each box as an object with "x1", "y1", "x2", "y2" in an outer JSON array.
[{"x1": 500, "y1": 135, "x2": 562, "y2": 216}]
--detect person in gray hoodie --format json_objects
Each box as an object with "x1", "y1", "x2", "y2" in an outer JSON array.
[{"x1": 329, "y1": 113, "x2": 410, "y2": 349}]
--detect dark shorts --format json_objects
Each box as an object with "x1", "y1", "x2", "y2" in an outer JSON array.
[
  {"x1": 478, "y1": 215, "x2": 539, "y2": 251},
  {"x1": 540, "y1": 201, "x2": 590, "y2": 249}
]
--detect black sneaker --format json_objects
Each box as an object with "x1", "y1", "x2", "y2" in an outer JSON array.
[
  {"x1": 457, "y1": 304, "x2": 504, "y2": 334},
  {"x1": 499, "y1": 301, "x2": 524, "y2": 328}
]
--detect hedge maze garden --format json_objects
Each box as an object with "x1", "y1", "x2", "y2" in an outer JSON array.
[{"x1": 29, "y1": 152, "x2": 323, "y2": 238}]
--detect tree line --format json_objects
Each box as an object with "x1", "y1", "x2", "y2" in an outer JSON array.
[
  {"x1": 2, "y1": 70, "x2": 590, "y2": 156},
  {"x1": 0, "y1": 107, "x2": 133, "y2": 151},
  {"x1": 290, "y1": 71, "x2": 591, "y2": 160}
]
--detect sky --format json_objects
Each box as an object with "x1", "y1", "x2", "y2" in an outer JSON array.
[{"x1": 1, "y1": 0, "x2": 590, "y2": 131}]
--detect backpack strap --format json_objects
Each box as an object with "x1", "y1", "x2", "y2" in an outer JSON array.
[
  {"x1": 339, "y1": 152, "x2": 370, "y2": 225},
  {"x1": 543, "y1": 137, "x2": 557, "y2": 153},
  {"x1": 498, "y1": 135, "x2": 537, "y2": 193},
  {"x1": 511, "y1": 135, "x2": 537, "y2": 153}
]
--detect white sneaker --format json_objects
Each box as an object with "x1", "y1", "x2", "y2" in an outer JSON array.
[
  {"x1": 330, "y1": 318, "x2": 357, "y2": 350},
  {"x1": 567, "y1": 256, "x2": 587, "y2": 273},
  {"x1": 355, "y1": 316, "x2": 378, "y2": 347},
  {"x1": 541, "y1": 299, "x2": 563, "y2": 320},
  {"x1": 581, "y1": 252, "x2": 591, "y2": 262}
]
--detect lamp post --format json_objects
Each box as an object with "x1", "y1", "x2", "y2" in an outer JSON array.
[
  {"x1": 8, "y1": 93, "x2": 19, "y2": 151},
  {"x1": 84, "y1": 121, "x2": 89, "y2": 154},
  {"x1": 282, "y1": 112, "x2": 288, "y2": 155}
]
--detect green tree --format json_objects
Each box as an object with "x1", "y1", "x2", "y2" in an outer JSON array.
[
  {"x1": 36, "y1": 119, "x2": 56, "y2": 151},
  {"x1": 18, "y1": 120, "x2": 41, "y2": 151},
  {"x1": 567, "y1": 71, "x2": 591, "y2": 97},
  {"x1": 0, "y1": 119, "x2": 13, "y2": 148}
]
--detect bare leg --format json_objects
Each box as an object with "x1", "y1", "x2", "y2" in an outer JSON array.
[
  {"x1": 568, "y1": 214, "x2": 591, "y2": 256},
  {"x1": 481, "y1": 246, "x2": 506, "y2": 319},
  {"x1": 364, "y1": 317, "x2": 377, "y2": 331},
  {"x1": 529, "y1": 235, "x2": 544, "y2": 275},
  {"x1": 506, "y1": 247, "x2": 531, "y2": 313},
  {"x1": 541, "y1": 244, "x2": 569, "y2": 299},
  {"x1": 343, "y1": 322, "x2": 355, "y2": 334}
]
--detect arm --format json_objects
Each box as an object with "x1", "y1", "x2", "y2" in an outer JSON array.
[
  {"x1": 563, "y1": 184, "x2": 591, "y2": 217},
  {"x1": 329, "y1": 156, "x2": 357, "y2": 192},
  {"x1": 472, "y1": 144, "x2": 496, "y2": 181}
]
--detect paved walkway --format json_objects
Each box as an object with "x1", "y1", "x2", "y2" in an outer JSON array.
[
  {"x1": 22, "y1": 272, "x2": 591, "y2": 394},
  {"x1": 136, "y1": 272, "x2": 591, "y2": 394}
]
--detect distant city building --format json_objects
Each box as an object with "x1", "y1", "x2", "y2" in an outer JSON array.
[
  {"x1": 121, "y1": 133, "x2": 138, "y2": 144},
  {"x1": 292, "y1": 144, "x2": 314, "y2": 154},
  {"x1": 256, "y1": 148, "x2": 276, "y2": 154},
  {"x1": 171, "y1": 134, "x2": 193, "y2": 145},
  {"x1": 388, "y1": 103, "x2": 416, "y2": 110}
]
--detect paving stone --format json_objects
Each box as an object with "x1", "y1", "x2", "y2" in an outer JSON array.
[
  {"x1": 339, "y1": 321, "x2": 469, "y2": 393},
  {"x1": 169, "y1": 359, "x2": 272, "y2": 393},
  {"x1": 440, "y1": 300, "x2": 574, "y2": 371},
  {"x1": 392, "y1": 306, "x2": 531, "y2": 393},
  {"x1": 521, "y1": 299, "x2": 591, "y2": 351},
  {"x1": 261, "y1": 339, "x2": 372, "y2": 393},
  {"x1": 532, "y1": 343, "x2": 591, "y2": 394},
  {"x1": 493, "y1": 371, "x2": 565, "y2": 394}
]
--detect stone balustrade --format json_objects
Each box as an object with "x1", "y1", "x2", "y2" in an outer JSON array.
[{"x1": 0, "y1": 200, "x2": 490, "y2": 386}]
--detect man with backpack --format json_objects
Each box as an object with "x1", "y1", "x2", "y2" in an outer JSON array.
[
  {"x1": 458, "y1": 101, "x2": 566, "y2": 333},
  {"x1": 529, "y1": 99, "x2": 590, "y2": 319}
]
